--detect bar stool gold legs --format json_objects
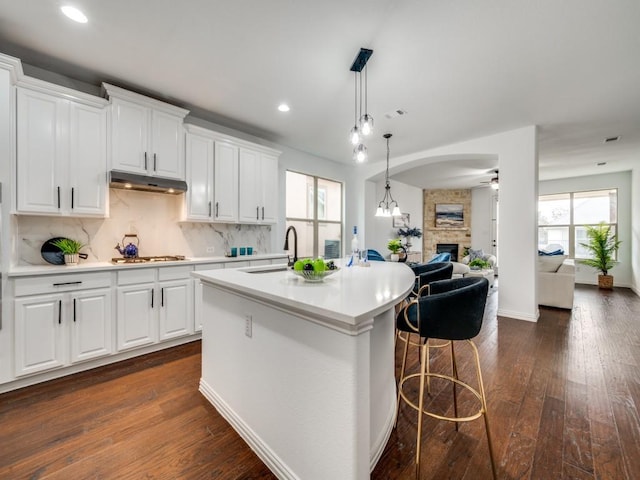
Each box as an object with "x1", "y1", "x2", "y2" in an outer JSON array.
[{"x1": 396, "y1": 338, "x2": 497, "y2": 480}]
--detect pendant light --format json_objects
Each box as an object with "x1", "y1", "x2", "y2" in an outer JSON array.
[
  {"x1": 349, "y1": 48, "x2": 373, "y2": 162},
  {"x1": 375, "y1": 133, "x2": 401, "y2": 217}
]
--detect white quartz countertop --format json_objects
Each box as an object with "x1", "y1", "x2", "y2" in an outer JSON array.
[
  {"x1": 7, "y1": 253, "x2": 288, "y2": 277},
  {"x1": 193, "y1": 260, "x2": 415, "y2": 329}
]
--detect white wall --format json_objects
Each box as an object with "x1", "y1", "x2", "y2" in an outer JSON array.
[
  {"x1": 540, "y1": 171, "x2": 633, "y2": 288},
  {"x1": 633, "y1": 168, "x2": 639, "y2": 295},
  {"x1": 367, "y1": 179, "x2": 423, "y2": 259}
]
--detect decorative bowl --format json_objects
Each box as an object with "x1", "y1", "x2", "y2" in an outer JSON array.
[{"x1": 292, "y1": 268, "x2": 339, "y2": 283}]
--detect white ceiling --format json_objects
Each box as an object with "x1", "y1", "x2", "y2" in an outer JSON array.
[{"x1": 1, "y1": 0, "x2": 639, "y2": 189}]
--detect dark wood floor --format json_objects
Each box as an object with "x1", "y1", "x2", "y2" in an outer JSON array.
[{"x1": 1, "y1": 284, "x2": 639, "y2": 479}]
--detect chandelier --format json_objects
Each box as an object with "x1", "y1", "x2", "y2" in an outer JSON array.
[
  {"x1": 349, "y1": 48, "x2": 374, "y2": 162},
  {"x1": 375, "y1": 133, "x2": 401, "y2": 217}
]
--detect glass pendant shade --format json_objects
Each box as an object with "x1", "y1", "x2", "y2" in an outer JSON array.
[
  {"x1": 353, "y1": 143, "x2": 367, "y2": 163},
  {"x1": 359, "y1": 113, "x2": 374, "y2": 136},
  {"x1": 349, "y1": 125, "x2": 360, "y2": 145},
  {"x1": 375, "y1": 133, "x2": 401, "y2": 217}
]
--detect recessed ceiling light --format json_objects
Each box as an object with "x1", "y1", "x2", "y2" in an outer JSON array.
[
  {"x1": 277, "y1": 104, "x2": 290, "y2": 112},
  {"x1": 61, "y1": 6, "x2": 88, "y2": 23}
]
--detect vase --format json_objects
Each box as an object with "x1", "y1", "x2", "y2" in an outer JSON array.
[
  {"x1": 64, "y1": 253, "x2": 79, "y2": 266},
  {"x1": 598, "y1": 274, "x2": 613, "y2": 289},
  {"x1": 390, "y1": 253, "x2": 400, "y2": 262}
]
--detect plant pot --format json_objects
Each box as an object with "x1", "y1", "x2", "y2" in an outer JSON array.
[
  {"x1": 64, "y1": 253, "x2": 79, "y2": 266},
  {"x1": 598, "y1": 274, "x2": 613, "y2": 289},
  {"x1": 390, "y1": 253, "x2": 400, "y2": 262}
]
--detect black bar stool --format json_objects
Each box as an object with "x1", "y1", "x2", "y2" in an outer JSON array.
[{"x1": 395, "y1": 276, "x2": 496, "y2": 479}]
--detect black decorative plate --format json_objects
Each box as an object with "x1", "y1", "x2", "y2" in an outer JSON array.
[{"x1": 41, "y1": 237, "x2": 67, "y2": 265}]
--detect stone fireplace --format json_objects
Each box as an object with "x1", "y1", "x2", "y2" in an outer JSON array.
[{"x1": 423, "y1": 189, "x2": 472, "y2": 260}]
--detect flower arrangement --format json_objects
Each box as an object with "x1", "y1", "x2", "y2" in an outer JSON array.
[{"x1": 397, "y1": 227, "x2": 422, "y2": 239}]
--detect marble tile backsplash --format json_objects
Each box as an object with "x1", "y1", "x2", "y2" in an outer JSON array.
[{"x1": 16, "y1": 189, "x2": 272, "y2": 265}]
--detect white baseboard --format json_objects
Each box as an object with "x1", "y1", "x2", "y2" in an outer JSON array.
[
  {"x1": 199, "y1": 378, "x2": 299, "y2": 480},
  {"x1": 370, "y1": 394, "x2": 397, "y2": 471},
  {"x1": 497, "y1": 308, "x2": 539, "y2": 322}
]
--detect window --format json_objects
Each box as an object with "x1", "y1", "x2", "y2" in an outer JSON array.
[
  {"x1": 286, "y1": 171, "x2": 343, "y2": 259},
  {"x1": 538, "y1": 189, "x2": 617, "y2": 258}
]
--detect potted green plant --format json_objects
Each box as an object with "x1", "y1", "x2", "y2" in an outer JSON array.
[
  {"x1": 387, "y1": 238, "x2": 403, "y2": 262},
  {"x1": 469, "y1": 258, "x2": 491, "y2": 270},
  {"x1": 51, "y1": 238, "x2": 86, "y2": 266},
  {"x1": 579, "y1": 222, "x2": 622, "y2": 289}
]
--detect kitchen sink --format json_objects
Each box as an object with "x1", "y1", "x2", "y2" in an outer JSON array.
[{"x1": 245, "y1": 266, "x2": 289, "y2": 274}]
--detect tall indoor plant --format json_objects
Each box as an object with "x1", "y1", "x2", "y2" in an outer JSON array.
[{"x1": 579, "y1": 222, "x2": 621, "y2": 289}]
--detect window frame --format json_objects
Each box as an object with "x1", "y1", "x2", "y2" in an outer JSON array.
[
  {"x1": 538, "y1": 188, "x2": 618, "y2": 259},
  {"x1": 286, "y1": 170, "x2": 343, "y2": 259}
]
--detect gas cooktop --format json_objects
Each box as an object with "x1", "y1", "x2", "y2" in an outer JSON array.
[{"x1": 111, "y1": 255, "x2": 186, "y2": 264}]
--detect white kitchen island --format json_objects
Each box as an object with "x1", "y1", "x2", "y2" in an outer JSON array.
[{"x1": 193, "y1": 260, "x2": 414, "y2": 480}]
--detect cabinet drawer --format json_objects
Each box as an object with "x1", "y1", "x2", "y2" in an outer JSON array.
[
  {"x1": 117, "y1": 268, "x2": 156, "y2": 285},
  {"x1": 194, "y1": 263, "x2": 224, "y2": 271},
  {"x1": 14, "y1": 272, "x2": 112, "y2": 297},
  {"x1": 158, "y1": 266, "x2": 193, "y2": 281}
]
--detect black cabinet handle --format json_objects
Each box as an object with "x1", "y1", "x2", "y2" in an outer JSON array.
[
  {"x1": 71, "y1": 187, "x2": 74, "y2": 209},
  {"x1": 262, "y1": 206, "x2": 265, "y2": 220},
  {"x1": 73, "y1": 298, "x2": 76, "y2": 322},
  {"x1": 161, "y1": 287, "x2": 164, "y2": 307},
  {"x1": 215, "y1": 202, "x2": 219, "y2": 217},
  {"x1": 53, "y1": 281, "x2": 82, "y2": 287},
  {"x1": 151, "y1": 288, "x2": 154, "y2": 308},
  {"x1": 58, "y1": 300, "x2": 62, "y2": 324},
  {"x1": 57, "y1": 186, "x2": 61, "y2": 209},
  {"x1": 208, "y1": 201, "x2": 212, "y2": 217},
  {"x1": 144, "y1": 152, "x2": 148, "y2": 170},
  {"x1": 256, "y1": 206, "x2": 259, "y2": 220},
  {"x1": 153, "y1": 153, "x2": 157, "y2": 172}
]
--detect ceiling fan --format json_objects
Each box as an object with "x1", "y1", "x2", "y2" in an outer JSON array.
[{"x1": 479, "y1": 169, "x2": 499, "y2": 189}]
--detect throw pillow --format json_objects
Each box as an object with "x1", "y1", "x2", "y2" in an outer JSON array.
[
  {"x1": 538, "y1": 255, "x2": 568, "y2": 273},
  {"x1": 429, "y1": 252, "x2": 451, "y2": 263},
  {"x1": 469, "y1": 248, "x2": 485, "y2": 261}
]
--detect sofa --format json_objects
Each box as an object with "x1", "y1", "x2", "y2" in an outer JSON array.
[{"x1": 538, "y1": 256, "x2": 575, "y2": 309}]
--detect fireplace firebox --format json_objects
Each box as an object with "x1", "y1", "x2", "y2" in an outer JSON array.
[{"x1": 436, "y1": 243, "x2": 459, "y2": 263}]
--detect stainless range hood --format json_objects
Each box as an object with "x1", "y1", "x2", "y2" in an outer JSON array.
[{"x1": 109, "y1": 171, "x2": 188, "y2": 195}]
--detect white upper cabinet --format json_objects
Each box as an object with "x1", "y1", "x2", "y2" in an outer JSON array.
[
  {"x1": 213, "y1": 141, "x2": 239, "y2": 223},
  {"x1": 184, "y1": 126, "x2": 215, "y2": 221},
  {"x1": 103, "y1": 83, "x2": 189, "y2": 180},
  {"x1": 184, "y1": 124, "x2": 280, "y2": 224},
  {"x1": 16, "y1": 84, "x2": 107, "y2": 216},
  {"x1": 239, "y1": 148, "x2": 278, "y2": 224}
]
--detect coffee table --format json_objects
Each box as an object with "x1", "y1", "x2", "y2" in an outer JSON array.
[{"x1": 464, "y1": 268, "x2": 495, "y2": 288}]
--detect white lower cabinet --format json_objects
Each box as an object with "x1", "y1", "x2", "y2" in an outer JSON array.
[
  {"x1": 13, "y1": 273, "x2": 113, "y2": 377},
  {"x1": 116, "y1": 281, "x2": 157, "y2": 350},
  {"x1": 14, "y1": 294, "x2": 66, "y2": 376},
  {"x1": 116, "y1": 266, "x2": 193, "y2": 351},
  {"x1": 158, "y1": 277, "x2": 193, "y2": 341},
  {"x1": 70, "y1": 288, "x2": 113, "y2": 363}
]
